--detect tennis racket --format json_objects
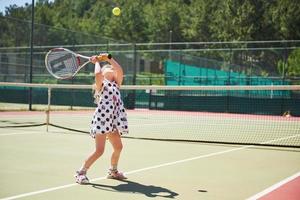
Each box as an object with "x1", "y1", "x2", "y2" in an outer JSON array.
[{"x1": 45, "y1": 48, "x2": 112, "y2": 79}]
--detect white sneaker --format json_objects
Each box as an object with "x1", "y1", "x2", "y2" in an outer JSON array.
[
  {"x1": 75, "y1": 171, "x2": 89, "y2": 184},
  {"x1": 107, "y1": 169, "x2": 127, "y2": 180}
]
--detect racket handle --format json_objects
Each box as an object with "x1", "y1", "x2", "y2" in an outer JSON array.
[{"x1": 96, "y1": 53, "x2": 112, "y2": 61}]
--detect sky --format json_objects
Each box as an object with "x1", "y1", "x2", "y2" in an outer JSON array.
[
  {"x1": 0, "y1": 0, "x2": 54, "y2": 13},
  {"x1": 0, "y1": 0, "x2": 32, "y2": 13}
]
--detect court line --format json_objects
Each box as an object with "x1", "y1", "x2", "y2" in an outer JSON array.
[
  {"x1": 1, "y1": 134, "x2": 299, "y2": 200},
  {"x1": 0, "y1": 145, "x2": 252, "y2": 200},
  {"x1": 246, "y1": 171, "x2": 300, "y2": 200},
  {"x1": 260, "y1": 134, "x2": 300, "y2": 145},
  {"x1": 130, "y1": 121, "x2": 186, "y2": 127}
]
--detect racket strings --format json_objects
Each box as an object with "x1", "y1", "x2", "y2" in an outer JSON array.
[{"x1": 46, "y1": 50, "x2": 79, "y2": 79}]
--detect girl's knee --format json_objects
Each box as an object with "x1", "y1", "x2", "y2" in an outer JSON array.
[
  {"x1": 114, "y1": 143, "x2": 123, "y2": 153},
  {"x1": 94, "y1": 148, "x2": 104, "y2": 158}
]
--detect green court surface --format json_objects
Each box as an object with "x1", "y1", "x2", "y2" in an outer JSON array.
[{"x1": 0, "y1": 110, "x2": 300, "y2": 200}]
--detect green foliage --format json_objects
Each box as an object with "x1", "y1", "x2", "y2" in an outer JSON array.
[
  {"x1": 1, "y1": 0, "x2": 299, "y2": 80},
  {"x1": 211, "y1": 0, "x2": 265, "y2": 41},
  {"x1": 268, "y1": 0, "x2": 300, "y2": 39},
  {"x1": 181, "y1": 0, "x2": 218, "y2": 42},
  {"x1": 277, "y1": 48, "x2": 300, "y2": 77},
  {"x1": 136, "y1": 72, "x2": 165, "y2": 85},
  {"x1": 287, "y1": 48, "x2": 300, "y2": 77},
  {"x1": 104, "y1": 0, "x2": 148, "y2": 42},
  {"x1": 144, "y1": 0, "x2": 185, "y2": 42},
  {"x1": 277, "y1": 59, "x2": 285, "y2": 77},
  {"x1": 1, "y1": 0, "x2": 299, "y2": 45}
]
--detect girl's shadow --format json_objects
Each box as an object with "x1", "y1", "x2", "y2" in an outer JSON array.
[{"x1": 89, "y1": 179, "x2": 179, "y2": 198}]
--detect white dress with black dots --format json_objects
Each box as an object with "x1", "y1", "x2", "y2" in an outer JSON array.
[{"x1": 90, "y1": 79, "x2": 129, "y2": 138}]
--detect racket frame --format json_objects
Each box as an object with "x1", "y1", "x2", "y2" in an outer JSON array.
[{"x1": 45, "y1": 47, "x2": 110, "y2": 79}]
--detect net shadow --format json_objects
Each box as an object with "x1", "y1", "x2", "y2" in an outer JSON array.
[{"x1": 0, "y1": 120, "x2": 46, "y2": 128}]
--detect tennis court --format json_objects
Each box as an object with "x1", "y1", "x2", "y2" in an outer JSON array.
[
  {"x1": 1, "y1": 108, "x2": 300, "y2": 200},
  {"x1": 1, "y1": 1, "x2": 300, "y2": 199}
]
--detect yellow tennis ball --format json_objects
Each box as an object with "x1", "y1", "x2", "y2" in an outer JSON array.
[{"x1": 112, "y1": 7, "x2": 121, "y2": 16}]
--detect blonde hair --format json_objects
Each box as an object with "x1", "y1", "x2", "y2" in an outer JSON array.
[
  {"x1": 92, "y1": 83, "x2": 97, "y2": 100},
  {"x1": 92, "y1": 83, "x2": 101, "y2": 104}
]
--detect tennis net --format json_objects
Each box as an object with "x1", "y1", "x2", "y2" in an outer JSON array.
[{"x1": 0, "y1": 82, "x2": 300, "y2": 147}]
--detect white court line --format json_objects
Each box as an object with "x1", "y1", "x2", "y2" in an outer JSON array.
[
  {"x1": 130, "y1": 121, "x2": 186, "y2": 127},
  {"x1": 0, "y1": 145, "x2": 252, "y2": 200},
  {"x1": 1, "y1": 133, "x2": 299, "y2": 200},
  {"x1": 260, "y1": 134, "x2": 300, "y2": 145},
  {"x1": 246, "y1": 171, "x2": 300, "y2": 200}
]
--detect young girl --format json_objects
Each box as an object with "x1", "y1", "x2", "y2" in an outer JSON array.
[{"x1": 75, "y1": 54, "x2": 129, "y2": 184}]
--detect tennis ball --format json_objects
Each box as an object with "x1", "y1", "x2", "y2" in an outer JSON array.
[{"x1": 112, "y1": 7, "x2": 121, "y2": 16}]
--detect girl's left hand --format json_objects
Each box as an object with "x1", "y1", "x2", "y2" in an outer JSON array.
[
  {"x1": 97, "y1": 53, "x2": 110, "y2": 61},
  {"x1": 89, "y1": 56, "x2": 99, "y2": 64}
]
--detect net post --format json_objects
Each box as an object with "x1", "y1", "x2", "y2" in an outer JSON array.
[{"x1": 46, "y1": 87, "x2": 51, "y2": 132}]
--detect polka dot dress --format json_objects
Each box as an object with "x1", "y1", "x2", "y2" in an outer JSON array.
[{"x1": 90, "y1": 79, "x2": 128, "y2": 138}]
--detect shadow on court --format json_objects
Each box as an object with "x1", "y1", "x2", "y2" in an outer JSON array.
[
  {"x1": 0, "y1": 120, "x2": 38, "y2": 125},
  {"x1": 89, "y1": 179, "x2": 179, "y2": 198}
]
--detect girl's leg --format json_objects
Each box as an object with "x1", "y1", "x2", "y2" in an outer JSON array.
[
  {"x1": 107, "y1": 130, "x2": 123, "y2": 168},
  {"x1": 107, "y1": 130, "x2": 126, "y2": 179},
  {"x1": 80, "y1": 133, "x2": 107, "y2": 171},
  {"x1": 76, "y1": 134, "x2": 107, "y2": 184}
]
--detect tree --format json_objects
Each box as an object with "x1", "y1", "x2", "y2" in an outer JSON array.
[
  {"x1": 181, "y1": 0, "x2": 220, "y2": 42},
  {"x1": 103, "y1": 0, "x2": 148, "y2": 43},
  {"x1": 268, "y1": 0, "x2": 300, "y2": 40},
  {"x1": 144, "y1": 0, "x2": 185, "y2": 43},
  {"x1": 2, "y1": 5, "x2": 31, "y2": 47},
  {"x1": 286, "y1": 48, "x2": 300, "y2": 77}
]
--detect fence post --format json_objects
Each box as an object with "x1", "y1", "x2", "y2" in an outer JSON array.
[
  {"x1": 133, "y1": 43, "x2": 137, "y2": 85},
  {"x1": 179, "y1": 50, "x2": 182, "y2": 85},
  {"x1": 280, "y1": 41, "x2": 289, "y2": 115},
  {"x1": 169, "y1": 30, "x2": 173, "y2": 59},
  {"x1": 106, "y1": 39, "x2": 109, "y2": 52},
  {"x1": 28, "y1": 0, "x2": 35, "y2": 111},
  {"x1": 127, "y1": 43, "x2": 137, "y2": 109}
]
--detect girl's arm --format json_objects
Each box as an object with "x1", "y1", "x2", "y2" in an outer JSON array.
[
  {"x1": 92, "y1": 54, "x2": 124, "y2": 86},
  {"x1": 97, "y1": 54, "x2": 124, "y2": 86},
  {"x1": 94, "y1": 71, "x2": 104, "y2": 91},
  {"x1": 90, "y1": 56, "x2": 104, "y2": 91},
  {"x1": 108, "y1": 58, "x2": 124, "y2": 86}
]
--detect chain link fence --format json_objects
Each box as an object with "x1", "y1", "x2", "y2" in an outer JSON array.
[{"x1": 1, "y1": 16, "x2": 300, "y2": 86}]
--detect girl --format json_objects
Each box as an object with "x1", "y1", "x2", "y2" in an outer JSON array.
[{"x1": 75, "y1": 54, "x2": 129, "y2": 184}]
